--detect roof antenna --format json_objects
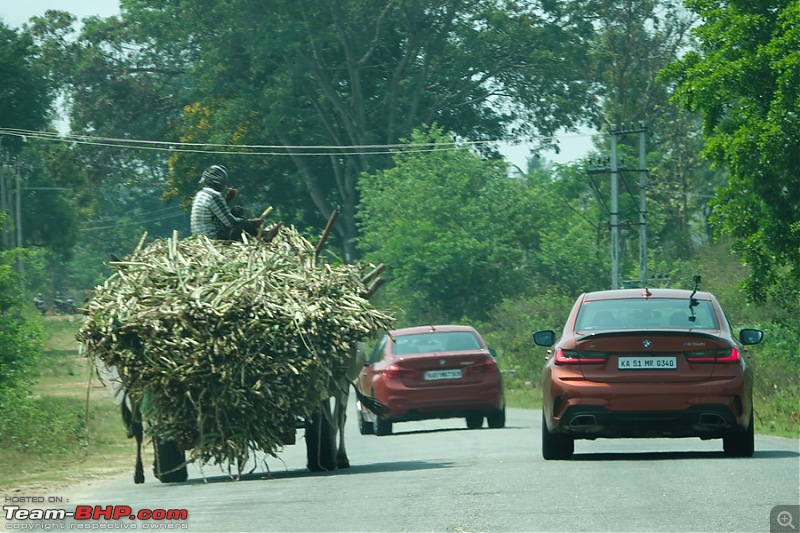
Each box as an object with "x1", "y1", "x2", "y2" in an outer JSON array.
[{"x1": 688, "y1": 275, "x2": 701, "y2": 322}]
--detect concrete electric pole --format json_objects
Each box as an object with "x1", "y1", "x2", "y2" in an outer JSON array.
[{"x1": 588, "y1": 122, "x2": 648, "y2": 289}]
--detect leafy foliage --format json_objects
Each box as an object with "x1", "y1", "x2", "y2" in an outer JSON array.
[
  {"x1": 0, "y1": 392, "x2": 86, "y2": 454},
  {"x1": 474, "y1": 291, "x2": 575, "y2": 388},
  {"x1": 30, "y1": 0, "x2": 599, "y2": 260},
  {"x1": 590, "y1": 0, "x2": 694, "y2": 128},
  {"x1": 359, "y1": 127, "x2": 548, "y2": 323},
  {"x1": 0, "y1": 22, "x2": 51, "y2": 153},
  {"x1": 0, "y1": 24, "x2": 74, "y2": 276},
  {"x1": 0, "y1": 250, "x2": 47, "y2": 447},
  {"x1": 0, "y1": 251, "x2": 44, "y2": 394},
  {"x1": 586, "y1": 0, "x2": 731, "y2": 265},
  {"x1": 524, "y1": 164, "x2": 611, "y2": 293},
  {"x1": 664, "y1": 0, "x2": 800, "y2": 310},
  {"x1": 0, "y1": 0, "x2": 795, "y2": 471}
]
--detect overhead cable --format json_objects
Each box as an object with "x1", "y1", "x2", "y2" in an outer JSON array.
[{"x1": 0, "y1": 127, "x2": 596, "y2": 158}]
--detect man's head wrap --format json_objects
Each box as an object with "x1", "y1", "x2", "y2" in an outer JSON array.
[{"x1": 200, "y1": 165, "x2": 228, "y2": 191}]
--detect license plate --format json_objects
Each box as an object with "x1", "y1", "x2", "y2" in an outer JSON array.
[
  {"x1": 618, "y1": 356, "x2": 677, "y2": 370},
  {"x1": 425, "y1": 369, "x2": 462, "y2": 380}
]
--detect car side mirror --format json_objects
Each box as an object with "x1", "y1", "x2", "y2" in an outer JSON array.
[
  {"x1": 739, "y1": 329, "x2": 764, "y2": 345},
  {"x1": 532, "y1": 330, "x2": 556, "y2": 347},
  {"x1": 488, "y1": 347, "x2": 498, "y2": 358}
]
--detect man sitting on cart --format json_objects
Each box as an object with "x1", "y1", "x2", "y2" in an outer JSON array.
[{"x1": 190, "y1": 164, "x2": 262, "y2": 240}]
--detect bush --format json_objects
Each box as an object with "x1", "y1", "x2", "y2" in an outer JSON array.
[
  {"x1": 0, "y1": 249, "x2": 58, "y2": 452},
  {"x1": 746, "y1": 319, "x2": 800, "y2": 436},
  {"x1": 475, "y1": 290, "x2": 574, "y2": 388},
  {"x1": 0, "y1": 250, "x2": 45, "y2": 395},
  {"x1": 0, "y1": 389, "x2": 86, "y2": 454}
]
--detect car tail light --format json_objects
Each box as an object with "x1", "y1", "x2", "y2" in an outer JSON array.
[
  {"x1": 685, "y1": 347, "x2": 740, "y2": 363},
  {"x1": 553, "y1": 348, "x2": 607, "y2": 365},
  {"x1": 382, "y1": 363, "x2": 413, "y2": 379},
  {"x1": 466, "y1": 357, "x2": 499, "y2": 375}
]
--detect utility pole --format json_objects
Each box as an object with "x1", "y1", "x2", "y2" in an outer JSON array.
[
  {"x1": 0, "y1": 155, "x2": 8, "y2": 249},
  {"x1": 16, "y1": 161, "x2": 22, "y2": 253},
  {"x1": 638, "y1": 122, "x2": 648, "y2": 288},
  {"x1": 16, "y1": 160, "x2": 24, "y2": 280},
  {"x1": 0, "y1": 146, "x2": 11, "y2": 250},
  {"x1": 586, "y1": 122, "x2": 649, "y2": 289},
  {"x1": 610, "y1": 126, "x2": 620, "y2": 289},
  {"x1": 0, "y1": 149, "x2": 31, "y2": 281}
]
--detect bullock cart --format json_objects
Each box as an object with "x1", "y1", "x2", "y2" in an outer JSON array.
[{"x1": 78, "y1": 221, "x2": 392, "y2": 483}]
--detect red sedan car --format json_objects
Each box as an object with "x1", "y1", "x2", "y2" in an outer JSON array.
[
  {"x1": 532, "y1": 285, "x2": 763, "y2": 459},
  {"x1": 356, "y1": 325, "x2": 505, "y2": 435}
]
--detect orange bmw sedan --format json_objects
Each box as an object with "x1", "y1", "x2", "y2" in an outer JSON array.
[{"x1": 532, "y1": 284, "x2": 763, "y2": 460}]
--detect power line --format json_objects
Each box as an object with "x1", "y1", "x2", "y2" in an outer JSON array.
[{"x1": 0, "y1": 127, "x2": 599, "y2": 158}]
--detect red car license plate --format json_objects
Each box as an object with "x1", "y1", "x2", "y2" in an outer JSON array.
[{"x1": 425, "y1": 369, "x2": 462, "y2": 380}]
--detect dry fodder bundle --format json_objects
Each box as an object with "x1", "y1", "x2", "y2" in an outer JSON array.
[{"x1": 78, "y1": 227, "x2": 393, "y2": 468}]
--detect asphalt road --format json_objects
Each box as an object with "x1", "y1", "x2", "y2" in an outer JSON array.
[{"x1": 4, "y1": 404, "x2": 798, "y2": 533}]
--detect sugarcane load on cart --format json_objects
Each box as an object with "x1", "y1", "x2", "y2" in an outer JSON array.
[{"x1": 78, "y1": 213, "x2": 392, "y2": 483}]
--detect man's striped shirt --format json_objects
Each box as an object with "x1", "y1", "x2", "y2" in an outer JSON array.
[{"x1": 190, "y1": 187, "x2": 242, "y2": 239}]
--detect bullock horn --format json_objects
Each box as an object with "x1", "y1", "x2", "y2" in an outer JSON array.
[{"x1": 360, "y1": 263, "x2": 385, "y2": 285}]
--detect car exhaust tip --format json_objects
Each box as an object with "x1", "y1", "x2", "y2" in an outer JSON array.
[
  {"x1": 568, "y1": 414, "x2": 598, "y2": 428},
  {"x1": 698, "y1": 413, "x2": 727, "y2": 428}
]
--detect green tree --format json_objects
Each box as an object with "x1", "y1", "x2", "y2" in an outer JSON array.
[
  {"x1": 357, "y1": 127, "x2": 543, "y2": 323},
  {"x1": 586, "y1": 0, "x2": 727, "y2": 270},
  {"x1": 527, "y1": 162, "x2": 611, "y2": 293},
  {"x1": 664, "y1": 0, "x2": 800, "y2": 310},
  {"x1": 21, "y1": 11, "x2": 200, "y2": 294},
  {"x1": 0, "y1": 22, "x2": 50, "y2": 153},
  {"x1": 0, "y1": 22, "x2": 84, "y2": 297},
  {"x1": 36, "y1": 1, "x2": 599, "y2": 261},
  {"x1": 590, "y1": 0, "x2": 694, "y2": 128},
  {"x1": 27, "y1": 10, "x2": 193, "y2": 225}
]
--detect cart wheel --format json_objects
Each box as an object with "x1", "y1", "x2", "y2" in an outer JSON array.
[{"x1": 153, "y1": 438, "x2": 188, "y2": 483}]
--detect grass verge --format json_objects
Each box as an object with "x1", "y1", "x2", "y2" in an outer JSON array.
[{"x1": 0, "y1": 316, "x2": 135, "y2": 494}]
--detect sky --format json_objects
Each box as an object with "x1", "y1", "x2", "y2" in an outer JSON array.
[
  {"x1": 0, "y1": 1, "x2": 595, "y2": 166},
  {"x1": 0, "y1": 0, "x2": 120, "y2": 28}
]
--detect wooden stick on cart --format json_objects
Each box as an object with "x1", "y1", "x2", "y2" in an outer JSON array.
[
  {"x1": 361, "y1": 263, "x2": 385, "y2": 285},
  {"x1": 315, "y1": 210, "x2": 339, "y2": 257},
  {"x1": 256, "y1": 206, "x2": 282, "y2": 241}
]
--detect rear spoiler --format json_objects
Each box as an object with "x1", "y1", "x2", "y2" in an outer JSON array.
[{"x1": 576, "y1": 330, "x2": 721, "y2": 342}]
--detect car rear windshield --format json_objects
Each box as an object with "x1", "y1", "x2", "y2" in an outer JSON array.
[
  {"x1": 575, "y1": 298, "x2": 720, "y2": 331},
  {"x1": 391, "y1": 331, "x2": 482, "y2": 355}
]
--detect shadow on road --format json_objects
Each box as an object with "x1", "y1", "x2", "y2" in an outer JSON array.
[
  {"x1": 752, "y1": 449, "x2": 800, "y2": 459},
  {"x1": 335, "y1": 459, "x2": 456, "y2": 475},
  {"x1": 381, "y1": 425, "x2": 524, "y2": 437},
  {"x1": 182, "y1": 459, "x2": 453, "y2": 485},
  {"x1": 571, "y1": 449, "x2": 799, "y2": 461}
]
